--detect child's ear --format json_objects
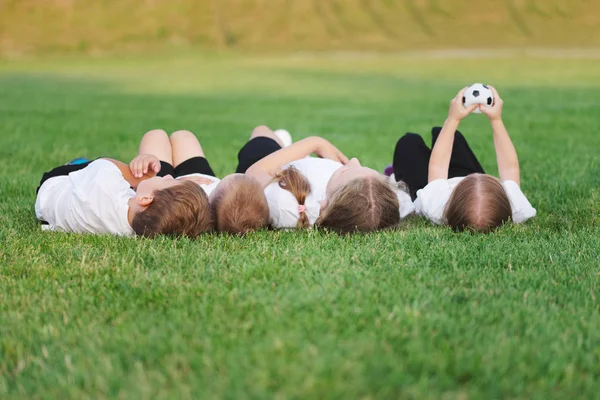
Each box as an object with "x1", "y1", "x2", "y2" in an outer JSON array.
[
  {"x1": 137, "y1": 195, "x2": 154, "y2": 207},
  {"x1": 319, "y1": 200, "x2": 327, "y2": 211}
]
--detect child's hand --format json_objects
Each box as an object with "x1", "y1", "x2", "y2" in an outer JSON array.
[
  {"x1": 130, "y1": 154, "x2": 161, "y2": 178},
  {"x1": 314, "y1": 138, "x2": 350, "y2": 164},
  {"x1": 480, "y1": 86, "x2": 503, "y2": 121},
  {"x1": 448, "y1": 87, "x2": 479, "y2": 122}
]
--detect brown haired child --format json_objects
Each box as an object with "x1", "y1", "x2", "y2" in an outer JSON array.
[
  {"x1": 391, "y1": 86, "x2": 536, "y2": 232},
  {"x1": 135, "y1": 128, "x2": 271, "y2": 235},
  {"x1": 35, "y1": 130, "x2": 210, "y2": 237}
]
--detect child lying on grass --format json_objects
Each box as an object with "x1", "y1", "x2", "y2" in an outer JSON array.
[
  {"x1": 202, "y1": 126, "x2": 286, "y2": 235},
  {"x1": 243, "y1": 126, "x2": 414, "y2": 233},
  {"x1": 390, "y1": 86, "x2": 536, "y2": 233},
  {"x1": 35, "y1": 130, "x2": 212, "y2": 237},
  {"x1": 132, "y1": 127, "x2": 275, "y2": 235}
]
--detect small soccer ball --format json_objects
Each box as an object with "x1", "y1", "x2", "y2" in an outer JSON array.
[{"x1": 462, "y1": 83, "x2": 494, "y2": 114}]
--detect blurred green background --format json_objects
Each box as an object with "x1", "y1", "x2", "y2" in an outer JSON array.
[{"x1": 1, "y1": 0, "x2": 599, "y2": 57}]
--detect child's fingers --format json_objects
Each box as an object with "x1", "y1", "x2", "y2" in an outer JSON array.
[
  {"x1": 464, "y1": 104, "x2": 479, "y2": 115},
  {"x1": 136, "y1": 159, "x2": 145, "y2": 178},
  {"x1": 338, "y1": 151, "x2": 349, "y2": 165},
  {"x1": 130, "y1": 159, "x2": 139, "y2": 178},
  {"x1": 488, "y1": 85, "x2": 500, "y2": 99},
  {"x1": 456, "y1": 86, "x2": 469, "y2": 100},
  {"x1": 468, "y1": 104, "x2": 479, "y2": 113},
  {"x1": 148, "y1": 159, "x2": 160, "y2": 173},
  {"x1": 131, "y1": 159, "x2": 138, "y2": 176},
  {"x1": 152, "y1": 159, "x2": 161, "y2": 173}
]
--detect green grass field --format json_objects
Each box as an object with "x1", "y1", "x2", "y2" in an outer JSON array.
[{"x1": 1, "y1": 51, "x2": 599, "y2": 398}]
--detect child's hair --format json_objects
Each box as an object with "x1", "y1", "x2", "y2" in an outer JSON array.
[
  {"x1": 131, "y1": 180, "x2": 212, "y2": 238},
  {"x1": 444, "y1": 173, "x2": 512, "y2": 233},
  {"x1": 316, "y1": 175, "x2": 400, "y2": 234},
  {"x1": 273, "y1": 166, "x2": 312, "y2": 229},
  {"x1": 210, "y1": 175, "x2": 269, "y2": 234}
]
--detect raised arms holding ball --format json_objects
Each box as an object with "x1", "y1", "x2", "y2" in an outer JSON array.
[
  {"x1": 429, "y1": 85, "x2": 520, "y2": 186},
  {"x1": 390, "y1": 84, "x2": 536, "y2": 231}
]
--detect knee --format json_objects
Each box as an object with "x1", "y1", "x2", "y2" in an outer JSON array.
[
  {"x1": 394, "y1": 133, "x2": 426, "y2": 156},
  {"x1": 170, "y1": 130, "x2": 196, "y2": 141},
  {"x1": 250, "y1": 125, "x2": 273, "y2": 138},
  {"x1": 397, "y1": 133, "x2": 424, "y2": 146},
  {"x1": 144, "y1": 129, "x2": 168, "y2": 140}
]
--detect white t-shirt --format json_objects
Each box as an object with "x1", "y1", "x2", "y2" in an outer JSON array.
[
  {"x1": 176, "y1": 173, "x2": 220, "y2": 196},
  {"x1": 264, "y1": 157, "x2": 414, "y2": 228},
  {"x1": 388, "y1": 176, "x2": 415, "y2": 219},
  {"x1": 414, "y1": 177, "x2": 537, "y2": 225},
  {"x1": 35, "y1": 159, "x2": 136, "y2": 236},
  {"x1": 285, "y1": 158, "x2": 340, "y2": 202},
  {"x1": 265, "y1": 158, "x2": 338, "y2": 228}
]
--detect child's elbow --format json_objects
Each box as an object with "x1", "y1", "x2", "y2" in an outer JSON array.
[{"x1": 245, "y1": 165, "x2": 258, "y2": 178}]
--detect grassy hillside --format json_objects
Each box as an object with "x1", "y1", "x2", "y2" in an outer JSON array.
[{"x1": 1, "y1": 0, "x2": 600, "y2": 57}]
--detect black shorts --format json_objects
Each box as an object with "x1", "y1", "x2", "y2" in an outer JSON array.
[
  {"x1": 392, "y1": 127, "x2": 485, "y2": 200},
  {"x1": 235, "y1": 137, "x2": 283, "y2": 174},
  {"x1": 159, "y1": 157, "x2": 216, "y2": 178}
]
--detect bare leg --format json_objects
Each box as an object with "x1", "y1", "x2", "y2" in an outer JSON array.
[
  {"x1": 170, "y1": 130, "x2": 206, "y2": 168},
  {"x1": 139, "y1": 129, "x2": 173, "y2": 165},
  {"x1": 250, "y1": 125, "x2": 285, "y2": 148}
]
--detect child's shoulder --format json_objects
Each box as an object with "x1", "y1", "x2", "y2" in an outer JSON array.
[
  {"x1": 74, "y1": 159, "x2": 123, "y2": 180},
  {"x1": 69, "y1": 159, "x2": 131, "y2": 195},
  {"x1": 84, "y1": 158, "x2": 119, "y2": 172}
]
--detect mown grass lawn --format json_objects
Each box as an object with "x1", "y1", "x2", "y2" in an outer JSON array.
[{"x1": 1, "y1": 51, "x2": 599, "y2": 398}]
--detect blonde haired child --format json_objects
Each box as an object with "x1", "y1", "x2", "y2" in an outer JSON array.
[{"x1": 244, "y1": 126, "x2": 414, "y2": 233}]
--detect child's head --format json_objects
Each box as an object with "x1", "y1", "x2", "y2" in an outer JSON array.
[
  {"x1": 270, "y1": 160, "x2": 401, "y2": 232},
  {"x1": 444, "y1": 173, "x2": 512, "y2": 233},
  {"x1": 209, "y1": 174, "x2": 269, "y2": 234},
  {"x1": 131, "y1": 177, "x2": 212, "y2": 237},
  {"x1": 312, "y1": 159, "x2": 400, "y2": 233},
  {"x1": 317, "y1": 173, "x2": 400, "y2": 234}
]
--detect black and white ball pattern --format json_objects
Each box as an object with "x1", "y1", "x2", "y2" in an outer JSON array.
[{"x1": 462, "y1": 83, "x2": 494, "y2": 114}]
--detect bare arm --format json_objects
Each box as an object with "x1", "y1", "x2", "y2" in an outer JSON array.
[
  {"x1": 428, "y1": 118, "x2": 459, "y2": 181},
  {"x1": 246, "y1": 136, "x2": 348, "y2": 188},
  {"x1": 481, "y1": 87, "x2": 520, "y2": 184},
  {"x1": 103, "y1": 158, "x2": 145, "y2": 190},
  {"x1": 101, "y1": 131, "x2": 169, "y2": 188},
  {"x1": 491, "y1": 120, "x2": 520, "y2": 184},
  {"x1": 129, "y1": 130, "x2": 171, "y2": 179},
  {"x1": 428, "y1": 88, "x2": 479, "y2": 182}
]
